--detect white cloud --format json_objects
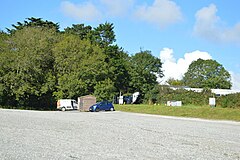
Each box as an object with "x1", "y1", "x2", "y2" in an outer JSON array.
[
  {"x1": 230, "y1": 72, "x2": 240, "y2": 90},
  {"x1": 194, "y1": 4, "x2": 240, "y2": 45},
  {"x1": 61, "y1": 0, "x2": 134, "y2": 21},
  {"x1": 158, "y1": 48, "x2": 212, "y2": 83},
  {"x1": 134, "y1": 0, "x2": 183, "y2": 28},
  {"x1": 159, "y1": 48, "x2": 240, "y2": 90},
  {"x1": 60, "y1": 0, "x2": 183, "y2": 28},
  {"x1": 100, "y1": 0, "x2": 134, "y2": 16},
  {"x1": 61, "y1": 1, "x2": 102, "y2": 21}
]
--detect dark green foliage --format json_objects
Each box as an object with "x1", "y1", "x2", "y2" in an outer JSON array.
[
  {"x1": 52, "y1": 34, "x2": 108, "y2": 100},
  {"x1": 146, "y1": 85, "x2": 212, "y2": 106},
  {"x1": 0, "y1": 27, "x2": 58, "y2": 110},
  {"x1": 183, "y1": 59, "x2": 231, "y2": 89},
  {"x1": 128, "y1": 50, "x2": 163, "y2": 98},
  {"x1": 94, "y1": 22, "x2": 116, "y2": 47},
  {"x1": 64, "y1": 22, "x2": 115, "y2": 47},
  {"x1": 64, "y1": 24, "x2": 92, "y2": 40},
  {"x1": 94, "y1": 78, "x2": 117, "y2": 102},
  {"x1": 217, "y1": 93, "x2": 240, "y2": 108},
  {"x1": 7, "y1": 17, "x2": 60, "y2": 33},
  {"x1": 144, "y1": 84, "x2": 160, "y2": 104},
  {"x1": 103, "y1": 45, "x2": 130, "y2": 93}
]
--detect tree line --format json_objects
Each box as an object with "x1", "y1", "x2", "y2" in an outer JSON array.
[
  {"x1": 0, "y1": 17, "x2": 163, "y2": 110},
  {"x1": 0, "y1": 17, "x2": 232, "y2": 110}
]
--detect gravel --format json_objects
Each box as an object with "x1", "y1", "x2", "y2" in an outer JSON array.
[{"x1": 0, "y1": 109, "x2": 239, "y2": 160}]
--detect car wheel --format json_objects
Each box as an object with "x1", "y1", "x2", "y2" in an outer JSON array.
[
  {"x1": 95, "y1": 108, "x2": 100, "y2": 112},
  {"x1": 61, "y1": 107, "x2": 66, "y2": 111},
  {"x1": 110, "y1": 108, "x2": 114, "y2": 111}
]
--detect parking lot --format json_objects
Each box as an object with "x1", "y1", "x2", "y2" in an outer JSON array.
[{"x1": 0, "y1": 109, "x2": 239, "y2": 160}]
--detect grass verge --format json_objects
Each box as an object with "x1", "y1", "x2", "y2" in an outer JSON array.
[{"x1": 114, "y1": 104, "x2": 240, "y2": 121}]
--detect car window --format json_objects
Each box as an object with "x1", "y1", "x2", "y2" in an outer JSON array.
[{"x1": 102, "y1": 101, "x2": 107, "y2": 105}]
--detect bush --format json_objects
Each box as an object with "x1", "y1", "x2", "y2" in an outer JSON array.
[
  {"x1": 217, "y1": 93, "x2": 240, "y2": 108},
  {"x1": 145, "y1": 85, "x2": 240, "y2": 108},
  {"x1": 145, "y1": 85, "x2": 212, "y2": 106}
]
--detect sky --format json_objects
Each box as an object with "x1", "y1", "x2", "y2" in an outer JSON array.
[{"x1": 1, "y1": 0, "x2": 240, "y2": 90}]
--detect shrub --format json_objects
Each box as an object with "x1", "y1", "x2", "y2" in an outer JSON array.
[
  {"x1": 145, "y1": 85, "x2": 213, "y2": 106},
  {"x1": 217, "y1": 93, "x2": 240, "y2": 108}
]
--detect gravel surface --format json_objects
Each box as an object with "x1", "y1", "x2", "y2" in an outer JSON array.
[{"x1": 0, "y1": 109, "x2": 239, "y2": 160}]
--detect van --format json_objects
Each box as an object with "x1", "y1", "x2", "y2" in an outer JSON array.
[{"x1": 57, "y1": 99, "x2": 78, "y2": 111}]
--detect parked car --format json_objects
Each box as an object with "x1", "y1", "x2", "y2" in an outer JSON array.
[{"x1": 89, "y1": 101, "x2": 115, "y2": 112}]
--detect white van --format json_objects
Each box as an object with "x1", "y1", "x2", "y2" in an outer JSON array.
[{"x1": 57, "y1": 99, "x2": 78, "y2": 111}]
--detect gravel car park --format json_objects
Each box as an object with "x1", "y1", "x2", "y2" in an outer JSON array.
[{"x1": 0, "y1": 109, "x2": 239, "y2": 160}]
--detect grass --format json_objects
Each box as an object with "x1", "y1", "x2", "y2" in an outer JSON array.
[{"x1": 114, "y1": 104, "x2": 240, "y2": 121}]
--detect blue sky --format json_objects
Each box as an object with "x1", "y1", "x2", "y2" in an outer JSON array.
[{"x1": 1, "y1": 0, "x2": 240, "y2": 89}]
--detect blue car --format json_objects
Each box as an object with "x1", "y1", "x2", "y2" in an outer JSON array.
[{"x1": 89, "y1": 101, "x2": 115, "y2": 112}]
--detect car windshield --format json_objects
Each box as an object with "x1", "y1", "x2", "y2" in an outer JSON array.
[{"x1": 96, "y1": 101, "x2": 109, "y2": 105}]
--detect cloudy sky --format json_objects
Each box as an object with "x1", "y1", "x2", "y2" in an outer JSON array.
[{"x1": 1, "y1": 0, "x2": 240, "y2": 89}]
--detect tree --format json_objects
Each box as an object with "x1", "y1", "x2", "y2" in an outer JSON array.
[
  {"x1": 64, "y1": 22, "x2": 115, "y2": 47},
  {"x1": 166, "y1": 78, "x2": 183, "y2": 86},
  {"x1": 0, "y1": 27, "x2": 58, "y2": 109},
  {"x1": 64, "y1": 23, "x2": 130, "y2": 94},
  {"x1": 102, "y1": 45, "x2": 130, "y2": 94},
  {"x1": 183, "y1": 59, "x2": 231, "y2": 89},
  {"x1": 94, "y1": 22, "x2": 116, "y2": 47},
  {"x1": 52, "y1": 34, "x2": 108, "y2": 100},
  {"x1": 7, "y1": 17, "x2": 60, "y2": 33},
  {"x1": 64, "y1": 24, "x2": 93, "y2": 40},
  {"x1": 0, "y1": 31, "x2": 8, "y2": 52},
  {"x1": 94, "y1": 78, "x2": 117, "y2": 101},
  {"x1": 128, "y1": 50, "x2": 163, "y2": 98},
  {"x1": 0, "y1": 31, "x2": 10, "y2": 105}
]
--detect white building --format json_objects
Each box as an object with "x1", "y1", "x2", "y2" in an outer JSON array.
[{"x1": 170, "y1": 86, "x2": 240, "y2": 96}]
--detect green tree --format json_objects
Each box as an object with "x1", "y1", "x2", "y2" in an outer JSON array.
[
  {"x1": 64, "y1": 23, "x2": 130, "y2": 94},
  {"x1": 7, "y1": 17, "x2": 60, "y2": 33},
  {"x1": 94, "y1": 78, "x2": 117, "y2": 101},
  {"x1": 0, "y1": 31, "x2": 8, "y2": 52},
  {"x1": 64, "y1": 24, "x2": 93, "y2": 40},
  {"x1": 64, "y1": 22, "x2": 115, "y2": 47},
  {"x1": 183, "y1": 59, "x2": 231, "y2": 89},
  {"x1": 128, "y1": 50, "x2": 163, "y2": 98},
  {"x1": 166, "y1": 78, "x2": 183, "y2": 86},
  {"x1": 0, "y1": 27, "x2": 58, "y2": 109},
  {"x1": 103, "y1": 45, "x2": 130, "y2": 93},
  {"x1": 94, "y1": 22, "x2": 116, "y2": 47},
  {"x1": 0, "y1": 31, "x2": 10, "y2": 105},
  {"x1": 53, "y1": 34, "x2": 108, "y2": 100}
]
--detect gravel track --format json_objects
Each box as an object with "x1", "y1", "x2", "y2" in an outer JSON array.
[{"x1": 0, "y1": 109, "x2": 239, "y2": 160}]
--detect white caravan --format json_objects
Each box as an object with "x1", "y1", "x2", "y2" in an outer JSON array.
[{"x1": 57, "y1": 99, "x2": 78, "y2": 111}]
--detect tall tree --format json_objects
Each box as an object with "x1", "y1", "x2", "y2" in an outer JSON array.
[
  {"x1": 0, "y1": 31, "x2": 8, "y2": 52},
  {"x1": 0, "y1": 27, "x2": 58, "y2": 109},
  {"x1": 94, "y1": 22, "x2": 116, "y2": 47},
  {"x1": 7, "y1": 17, "x2": 60, "y2": 33},
  {"x1": 183, "y1": 59, "x2": 231, "y2": 89},
  {"x1": 64, "y1": 22, "x2": 115, "y2": 47},
  {"x1": 52, "y1": 34, "x2": 108, "y2": 100},
  {"x1": 128, "y1": 50, "x2": 163, "y2": 97},
  {"x1": 64, "y1": 24, "x2": 92, "y2": 40},
  {"x1": 0, "y1": 31, "x2": 10, "y2": 105},
  {"x1": 103, "y1": 45, "x2": 130, "y2": 93}
]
